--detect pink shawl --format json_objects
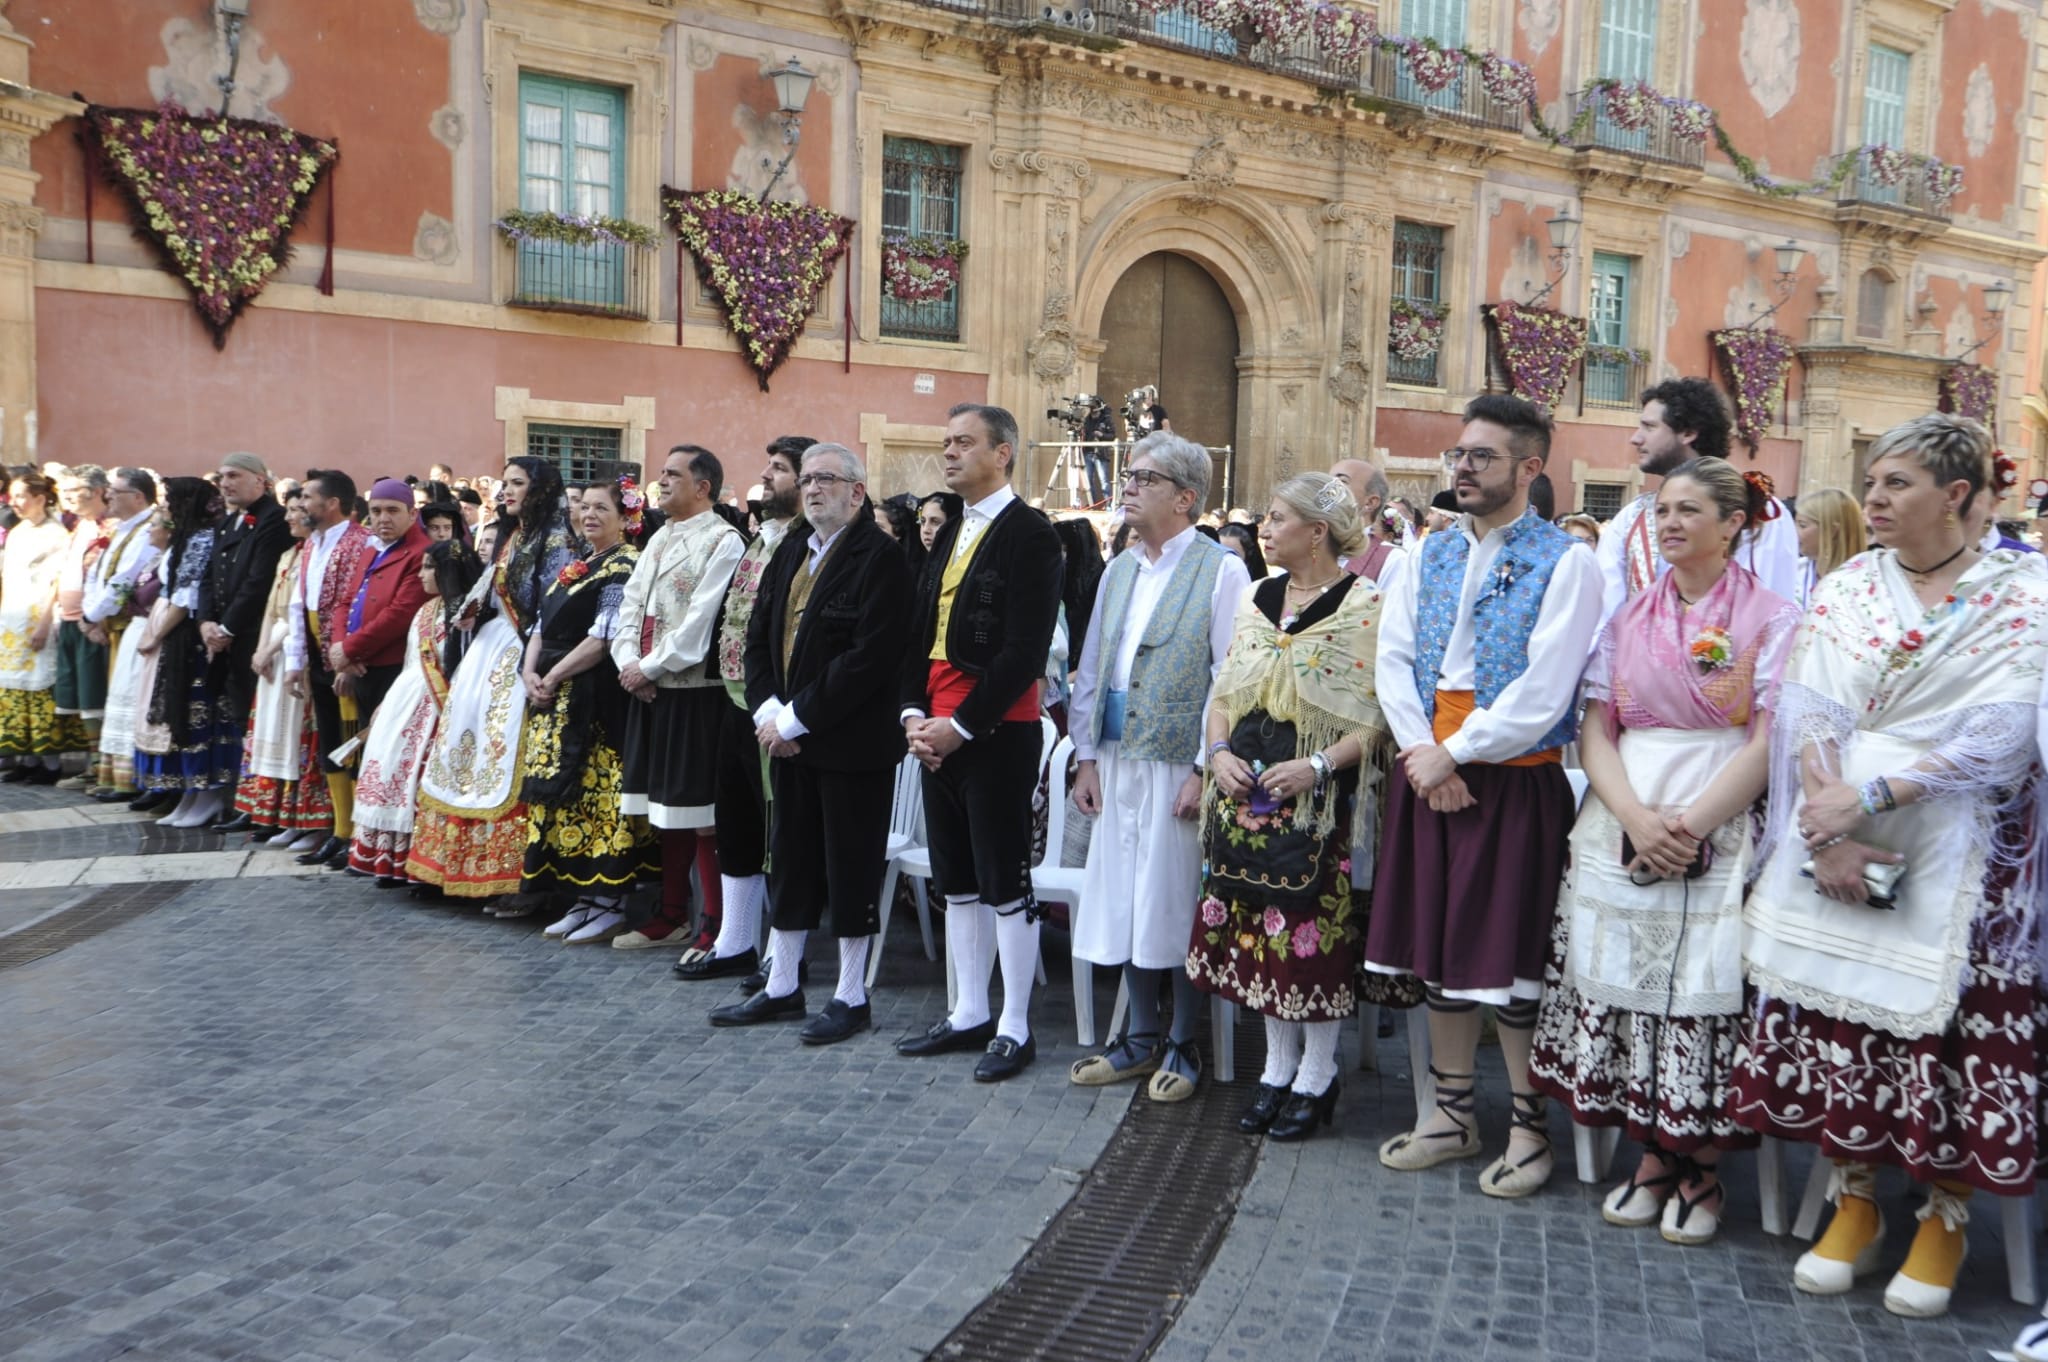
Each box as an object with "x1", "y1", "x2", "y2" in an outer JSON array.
[{"x1": 1603, "y1": 561, "x2": 1798, "y2": 739}]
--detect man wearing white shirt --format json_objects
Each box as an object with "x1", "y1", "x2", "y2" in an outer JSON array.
[
  {"x1": 711, "y1": 444, "x2": 911, "y2": 1042},
  {"x1": 1365, "y1": 393, "x2": 1604, "y2": 1200},
  {"x1": 1067, "y1": 433, "x2": 1250, "y2": 1102},
  {"x1": 84, "y1": 468, "x2": 160, "y2": 799},
  {"x1": 283, "y1": 470, "x2": 373, "y2": 867},
  {"x1": 896, "y1": 404, "x2": 1064, "y2": 1082},
  {"x1": 1595, "y1": 378, "x2": 1802, "y2": 619}
]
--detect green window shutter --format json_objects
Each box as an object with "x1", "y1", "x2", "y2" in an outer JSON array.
[
  {"x1": 517, "y1": 74, "x2": 629, "y2": 308},
  {"x1": 1402, "y1": 0, "x2": 1466, "y2": 47},
  {"x1": 1598, "y1": 0, "x2": 1658, "y2": 81},
  {"x1": 1589, "y1": 252, "x2": 1633, "y2": 346},
  {"x1": 1864, "y1": 45, "x2": 1909, "y2": 148}
]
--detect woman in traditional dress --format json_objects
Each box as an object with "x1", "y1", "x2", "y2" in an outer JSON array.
[
  {"x1": 133, "y1": 478, "x2": 236, "y2": 827},
  {"x1": 0, "y1": 470, "x2": 77, "y2": 783},
  {"x1": 408, "y1": 457, "x2": 578, "y2": 904},
  {"x1": 1792, "y1": 486, "x2": 1864, "y2": 606},
  {"x1": 1731, "y1": 414, "x2": 2048, "y2": 1318},
  {"x1": 231, "y1": 491, "x2": 333, "y2": 849},
  {"x1": 89, "y1": 471, "x2": 164, "y2": 802},
  {"x1": 1528, "y1": 458, "x2": 1801, "y2": 1245},
  {"x1": 348, "y1": 538, "x2": 479, "y2": 886},
  {"x1": 1188, "y1": 472, "x2": 1389, "y2": 1143},
  {"x1": 528, "y1": 480, "x2": 657, "y2": 941}
]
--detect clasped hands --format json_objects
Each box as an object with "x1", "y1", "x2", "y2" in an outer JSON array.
[
  {"x1": 1397, "y1": 742, "x2": 1476, "y2": 814},
  {"x1": 904, "y1": 715, "x2": 963, "y2": 772},
  {"x1": 754, "y1": 710, "x2": 800, "y2": 760},
  {"x1": 1796, "y1": 757, "x2": 1903, "y2": 906},
  {"x1": 1208, "y1": 750, "x2": 1315, "y2": 806}
]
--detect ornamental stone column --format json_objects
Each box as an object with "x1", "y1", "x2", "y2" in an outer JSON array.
[{"x1": 0, "y1": 3, "x2": 85, "y2": 463}]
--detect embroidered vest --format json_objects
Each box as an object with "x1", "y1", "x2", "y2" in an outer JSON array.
[
  {"x1": 1412, "y1": 510, "x2": 1579, "y2": 757},
  {"x1": 719, "y1": 519, "x2": 791, "y2": 685},
  {"x1": 781, "y1": 536, "x2": 839, "y2": 673},
  {"x1": 1092, "y1": 534, "x2": 1225, "y2": 762}
]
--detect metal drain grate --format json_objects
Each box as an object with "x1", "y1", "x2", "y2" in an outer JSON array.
[
  {"x1": 930, "y1": 1021, "x2": 1266, "y2": 1362},
  {"x1": 0, "y1": 881, "x2": 189, "y2": 969}
]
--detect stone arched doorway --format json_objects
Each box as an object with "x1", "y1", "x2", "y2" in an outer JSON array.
[{"x1": 1096, "y1": 251, "x2": 1241, "y2": 508}]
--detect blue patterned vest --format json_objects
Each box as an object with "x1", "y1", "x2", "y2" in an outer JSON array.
[
  {"x1": 1412, "y1": 509, "x2": 1579, "y2": 757},
  {"x1": 1092, "y1": 532, "x2": 1226, "y2": 763}
]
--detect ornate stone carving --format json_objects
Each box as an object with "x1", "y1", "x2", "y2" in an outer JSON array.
[
  {"x1": 686, "y1": 37, "x2": 719, "y2": 71},
  {"x1": 1739, "y1": 0, "x2": 1800, "y2": 119},
  {"x1": 1245, "y1": 228, "x2": 1281, "y2": 275},
  {"x1": 1668, "y1": 221, "x2": 1692, "y2": 259},
  {"x1": 1182, "y1": 138, "x2": 1237, "y2": 211},
  {"x1": 1963, "y1": 65, "x2": 1997, "y2": 159},
  {"x1": 1327, "y1": 350, "x2": 1370, "y2": 408},
  {"x1": 413, "y1": 0, "x2": 463, "y2": 36},
  {"x1": 0, "y1": 132, "x2": 26, "y2": 170},
  {"x1": 429, "y1": 106, "x2": 465, "y2": 151},
  {"x1": 413, "y1": 212, "x2": 458, "y2": 266},
  {"x1": 0, "y1": 203, "x2": 44, "y2": 260},
  {"x1": 988, "y1": 148, "x2": 1092, "y2": 197},
  {"x1": 1281, "y1": 327, "x2": 1304, "y2": 349},
  {"x1": 1006, "y1": 77, "x2": 1374, "y2": 171},
  {"x1": 1031, "y1": 203, "x2": 1077, "y2": 382},
  {"x1": 149, "y1": 17, "x2": 291, "y2": 121},
  {"x1": 1518, "y1": 0, "x2": 1562, "y2": 55}
]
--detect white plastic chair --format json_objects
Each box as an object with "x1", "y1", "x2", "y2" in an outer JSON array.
[
  {"x1": 1027, "y1": 734, "x2": 1094, "y2": 1043},
  {"x1": 867, "y1": 753, "x2": 938, "y2": 988}
]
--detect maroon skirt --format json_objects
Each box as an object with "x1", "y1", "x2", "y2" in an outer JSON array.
[{"x1": 1363, "y1": 760, "x2": 1575, "y2": 996}]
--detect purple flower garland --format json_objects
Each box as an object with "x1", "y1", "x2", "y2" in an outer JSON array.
[
  {"x1": 1486, "y1": 302, "x2": 1587, "y2": 410},
  {"x1": 663, "y1": 188, "x2": 854, "y2": 391},
  {"x1": 85, "y1": 103, "x2": 338, "y2": 349},
  {"x1": 1710, "y1": 328, "x2": 1797, "y2": 452},
  {"x1": 1940, "y1": 363, "x2": 1998, "y2": 425}
]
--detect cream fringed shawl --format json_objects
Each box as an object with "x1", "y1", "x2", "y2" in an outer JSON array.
[{"x1": 1206, "y1": 579, "x2": 1390, "y2": 846}]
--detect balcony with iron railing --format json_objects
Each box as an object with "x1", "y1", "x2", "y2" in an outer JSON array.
[
  {"x1": 1564, "y1": 91, "x2": 1706, "y2": 170},
  {"x1": 508, "y1": 235, "x2": 657, "y2": 321},
  {"x1": 1835, "y1": 148, "x2": 1956, "y2": 221},
  {"x1": 1364, "y1": 48, "x2": 1524, "y2": 131},
  {"x1": 1582, "y1": 349, "x2": 1649, "y2": 408}
]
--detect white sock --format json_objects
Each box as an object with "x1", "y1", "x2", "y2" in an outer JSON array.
[
  {"x1": 835, "y1": 937, "x2": 870, "y2": 1007},
  {"x1": 714, "y1": 874, "x2": 763, "y2": 958},
  {"x1": 1294, "y1": 1019, "x2": 1341, "y2": 1096},
  {"x1": 944, "y1": 895, "x2": 991, "y2": 1031},
  {"x1": 1261, "y1": 1016, "x2": 1303, "y2": 1088},
  {"x1": 993, "y1": 902, "x2": 1039, "y2": 1044},
  {"x1": 765, "y1": 927, "x2": 806, "y2": 998},
  {"x1": 288, "y1": 830, "x2": 323, "y2": 851},
  {"x1": 160, "y1": 791, "x2": 199, "y2": 826},
  {"x1": 266, "y1": 828, "x2": 299, "y2": 846}
]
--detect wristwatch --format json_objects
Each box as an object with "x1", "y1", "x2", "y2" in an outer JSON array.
[{"x1": 1308, "y1": 751, "x2": 1331, "y2": 780}]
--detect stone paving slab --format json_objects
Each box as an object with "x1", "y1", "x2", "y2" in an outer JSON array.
[{"x1": 0, "y1": 792, "x2": 1124, "y2": 1362}]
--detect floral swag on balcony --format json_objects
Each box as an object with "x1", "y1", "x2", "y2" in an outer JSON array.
[
  {"x1": 1710, "y1": 328, "x2": 1797, "y2": 453},
  {"x1": 85, "y1": 102, "x2": 339, "y2": 349},
  {"x1": 663, "y1": 188, "x2": 855, "y2": 391},
  {"x1": 881, "y1": 235, "x2": 968, "y2": 305},
  {"x1": 1387, "y1": 299, "x2": 1446, "y2": 364},
  {"x1": 494, "y1": 208, "x2": 659, "y2": 250},
  {"x1": 1940, "y1": 363, "x2": 1998, "y2": 425},
  {"x1": 1485, "y1": 302, "x2": 1586, "y2": 411}
]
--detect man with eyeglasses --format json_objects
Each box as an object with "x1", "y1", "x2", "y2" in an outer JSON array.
[
  {"x1": 895, "y1": 403, "x2": 1063, "y2": 1083},
  {"x1": 1364, "y1": 393, "x2": 1603, "y2": 1202},
  {"x1": 669, "y1": 434, "x2": 815, "y2": 971},
  {"x1": 1598, "y1": 377, "x2": 1801, "y2": 619},
  {"x1": 81, "y1": 467, "x2": 160, "y2": 799},
  {"x1": 710, "y1": 443, "x2": 911, "y2": 1043}
]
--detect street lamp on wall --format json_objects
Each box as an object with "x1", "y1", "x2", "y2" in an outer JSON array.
[
  {"x1": 1952, "y1": 279, "x2": 2013, "y2": 364},
  {"x1": 1524, "y1": 210, "x2": 1579, "y2": 309},
  {"x1": 1743, "y1": 239, "x2": 1806, "y2": 330},
  {"x1": 756, "y1": 56, "x2": 817, "y2": 203},
  {"x1": 214, "y1": 0, "x2": 251, "y2": 110}
]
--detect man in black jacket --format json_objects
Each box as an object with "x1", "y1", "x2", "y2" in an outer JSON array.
[
  {"x1": 894, "y1": 404, "x2": 1063, "y2": 1082},
  {"x1": 199, "y1": 451, "x2": 290, "y2": 795},
  {"x1": 711, "y1": 442, "x2": 911, "y2": 1044}
]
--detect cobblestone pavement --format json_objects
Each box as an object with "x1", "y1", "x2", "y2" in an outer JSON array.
[{"x1": 0, "y1": 786, "x2": 1122, "y2": 1362}]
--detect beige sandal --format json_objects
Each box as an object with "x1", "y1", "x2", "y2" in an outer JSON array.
[{"x1": 1379, "y1": 1068, "x2": 1481, "y2": 1171}]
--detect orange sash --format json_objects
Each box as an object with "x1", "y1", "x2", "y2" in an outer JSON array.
[{"x1": 1431, "y1": 689, "x2": 1561, "y2": 768}]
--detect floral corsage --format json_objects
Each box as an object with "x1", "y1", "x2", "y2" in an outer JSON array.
[
  {"x1": 1689, "y1": 625, "x2": 1733, "y2": 673},
  {"x1": 557, "y1": 558, "x2": 592, "y2": 587},
  {"x1": 241, "y1": 512, "x2": 258, "y2": 529}
]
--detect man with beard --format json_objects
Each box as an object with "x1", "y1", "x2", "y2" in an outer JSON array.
[
  {"x1": 200, "y1": 453, "x2": 291, "y2": 807},
  {"x1": 1596, "y1": 378, "x2": 1801, "y2": 618},
  {"x1": 710, "y1": 442, "x2": 911, "y2": 1042},
  {"x1": 663, "y1": 433, "x2": 815, "y2": 968},
  {"x1": 1363, "y1": 393, "x2": 1602, "y2": 1201}
]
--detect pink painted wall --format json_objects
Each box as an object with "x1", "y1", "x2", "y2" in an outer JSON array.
[{"x1": 35, "y1": 288, "x2": 985, "y2": 484}]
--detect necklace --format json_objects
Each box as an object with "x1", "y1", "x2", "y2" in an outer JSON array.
[
  {"x1": 1285, "y1": 570, "x2": 1342, "y2": 596},
  {"x1": 1897, "y1": 541, "x2": 1971, "y2": 578}
]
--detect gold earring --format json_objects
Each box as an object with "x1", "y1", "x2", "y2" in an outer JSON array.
[{"x1": 1946, "y1": 509, "x2": 1957, "y2": 525}]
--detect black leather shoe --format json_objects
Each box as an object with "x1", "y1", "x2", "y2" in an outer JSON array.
[
  {"x1": 0, "y1": 765, "x2": 31, "y2": 783},
  {"x1": 800, "y1": 999, "x2": 872, "y2": 1046},
  {"x1": 214, "y1": 811, "x2": 255, "y2": 835},
  {"x1": 1266, "y1": 1079, "x2": 1341, "y2": 1143},
  {"x1": 895, "y1": 1018, "x2": 997, "y2": 1057},
  {"x1": 1237, "y1": 1083, "x2": 1290, "y2": 1134},
  {"x1": 128, "y1": 789, "x2": 173, "y2": 813},
  {"x1": 740, "y1": 956, "x2": 811, "y2": 996},
  {"x1": 709, "y1": 989, "x2": 807, "y2": 1027},
  {"x1": 296, "y1": 835, "x2": 345, "y2": 866},
  {"x1": 973, "y1": 1034, "x2": 1037, "y2": 1083},
  {"x1": 21, "y1": 765, "x2": 60, "y2": 786},
  {"x1": 375, "y1": 875, "x2": 404, "y2": 889},
  {"x1": 93, "y1": 787, "x2": 139, "y2": 803},
  {"x1": 674, "y1": 946, "x2": 759, "y2": 981}
]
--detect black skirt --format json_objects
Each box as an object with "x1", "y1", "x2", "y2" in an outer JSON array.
[{"x1": 619, "y1": 685, "x2": 726, "y2": 830}]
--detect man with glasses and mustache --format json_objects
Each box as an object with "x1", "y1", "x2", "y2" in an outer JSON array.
[{"x1": 1364, "y1": 393, "x2": 1603, "y2": 1202}]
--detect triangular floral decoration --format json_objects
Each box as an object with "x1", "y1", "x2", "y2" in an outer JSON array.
[
  {"x1": 87, "y1": 103, "x2": 338, "y2": 349},
  {"x1": 1485, "y1": 302, "x2": 1587, "y2": 411},
  {"x1": 1711, "y1": 328, "x2": 1797, "y2": 453},
  {"x1": 664, "y1": 188, "x2": 853, "y2": 391},
  {"x1": 1939, "y1": 362, "x2": 1998, "y2": 426}
]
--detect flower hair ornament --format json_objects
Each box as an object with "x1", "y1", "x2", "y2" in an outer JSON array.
[
  {"x1": 1378, "y1": 503, "x2": 1406, "y2": 537},
  {"x1": 1313, "y1": 478, "x2": 1356, "y2": 515},
  {"x1": 1992, "y1": 450, "x2": 2019, "y2": 499},
  {"x1": 1741, "y1": 469, "x2": 1783, "y2": 520},
  {"x1": 617, "y1": 473, "x2": 645, "y2": 535}
]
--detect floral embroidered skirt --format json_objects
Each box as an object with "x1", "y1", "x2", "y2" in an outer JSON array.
[
  {"x1": 1187, "y1": 783, "x2": 1359, "y2": 1023},
  {"x1": 233, "y1": 709, "x2": 333, "y2": 832},
  {"x1": 407, "y1": 804, "x2": 529, "y2": 898},
  {"x1": 522, "y1": 722, "x2": 657, "y2": 895},
  {"x1": 1728, "y1": 889, "x2": 2048, "y2": 1195},
  {"x1": 0, "y1": 686, "x2": 88, "y2": 758},
  {"x1": 133, "y1": 661, "x2": 237, "y2": 792}
]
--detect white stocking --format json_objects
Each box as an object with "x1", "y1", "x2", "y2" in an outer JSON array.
[
  {"x1": 944, "y1": 896, "x2": 992, "y2": 1031},
  {"x1": 835, "y1": 937, "x2": 870, "y2": 1007},
  {"x1": 714, "y1": 874, "x2": 763, "y2": 959},
  {"x1": 1294, "y1": 1020, "x2": 1341, "y2": 1096},
  {"x1": 765, "y1": 927, "x2": 806, "y2": 999},
  {"x1": 993, "y1": 903, "x2": 1039, "y2": 1044},
  {"x1": 1261, "y1": 1016, "x2": 1303, "y2": 1089}
]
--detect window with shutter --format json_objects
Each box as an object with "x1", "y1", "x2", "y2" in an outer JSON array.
[
  {"x1": 517, "y1": 74, "x2": 629, "y2": 308},
  {"x1": 881, "y1": 137, "x2": 964, "y2": 343},
  {"x1": 527, "y1": 423, "x2": 623, "y2": 486},
  {"x1": 1401, "y1": 0, "x2": 1467, "y2": 46},
  {"x1": 1586, "y1": 253, "x2": 1638, "y2": 407},
  {"x1": 1389, "y1": 222, "x2": 1447, "y2": 386}
]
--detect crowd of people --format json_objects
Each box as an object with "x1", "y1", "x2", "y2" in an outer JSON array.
[{"x1": 3, "y1": 380, "x2": 2048, "y2": 1347}]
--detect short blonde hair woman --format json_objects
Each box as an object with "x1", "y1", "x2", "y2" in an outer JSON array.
[{"x1": 1793, "y1": 487, "x2": 1863, "y2": 603}]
